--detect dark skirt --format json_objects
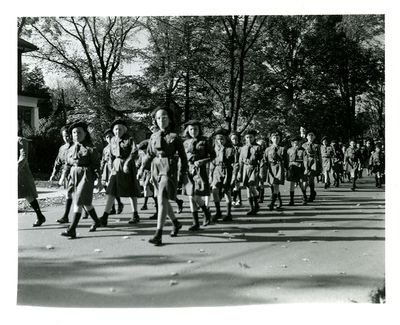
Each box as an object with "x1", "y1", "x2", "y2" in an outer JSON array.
[
  {"x1": 286, "y1": 165, "x2": 305, "y2": 182},
  {"x1": 18, "y1": 164, "x2": 37, "y2": 199},
  {"x1": 107, "y1": 157, "x2": 141, "y2": 197},
  {"x1": 211, "y1": 165, "x2": 232, "y2": 191},
  {"x1": 242, "y1": 165, "x2": 259, "y2": 187},
  {"x1": 151, "y1": 157, "x2": 178, "y2": 201},
  {"x1": 184, "y1": 163, "x2": 210, "y2": 196},
  {"x1": 68, "y1": 166, "x2": 95, "y2": 206},
  {"x1": 267, "y1": 163, "x2": 285, "y2": 185}
]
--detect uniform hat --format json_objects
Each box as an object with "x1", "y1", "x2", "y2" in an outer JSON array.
[
  {"x1": 184, "y1": 119, "x2": 201, "y2": 127},
  {"x1": 375, "y1": 141, "x2": 382, "y2": 148},
  {"x1": 307, "y1": 130, "x2": 316, "y2": 136},
  {"x1": 245, "y1": 129, "x2": 257, "y2": 136},
  {"x1": 138, "y1": 139, "x2": 149, "y2": 150},
  {"x1": 68, "y1": 121, "x2": 88, "y2": 133},
  {"x1": 103, "y1": 128, "x2": 113, "y2": 136},
  {"x1": 321, "y1": 135, "x2": 328, "y2": 142},
  {"x1": 111, "y1": 119, "x2": 128, "y2": 130},
  {"x1": 213, "y1": 127, "x2": 229, "y2": 137}
]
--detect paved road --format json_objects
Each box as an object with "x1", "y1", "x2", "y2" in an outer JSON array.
[{"x1": 17, "y1": 176, "x2": 385, "y2": 307}]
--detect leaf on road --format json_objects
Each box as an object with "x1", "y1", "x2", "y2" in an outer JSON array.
[
  {"x1": 302, "y1": 258, "x2": 310, "y2": 262},
  {"x1": 109, "y1": 287, "x2": 116, "y2": 293},
  {"x1": 280, "y1": 245, "x2": 287, "y2": 248},
  {"x1": 199, "y1": 249, "x2": 205, "y2": 253},
  {"x1": 45, "y1": 245, "x2": 54, "y2": 250},
  {"x1": 187, "y1": 260, "x2": 194, "y2": 264},
  {"x1": 122, "y1": 236, "x2": 130, "y2": 239},
  {"x1": 170, "y1": 272, "x2": 179, "y2": 277},
  {"x1": 169, "y1": 280, "x2": 179, "y2": 286},
  {"x1": 310, "y1": 240, "x2": 318, "y2": 244},
  {"x1": 280, "y1": 264, "x2": 288, "y2": 268},
  {"x1": 239, "y1": 262, "x2": 250, "y2": 269},
  {"x1": 356, "y1": 204, "x2": 361, "y2": 206},
  {"x1": 94, "y1": 249, "x2": 103, "y2": 253}
]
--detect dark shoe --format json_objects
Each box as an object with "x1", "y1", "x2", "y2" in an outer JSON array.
[
  {"x1": 149, "y1": 236, "x2": 162, "y2": 246},
  {"x1": 276, "y1": 193, "x2": 282, "y2": 209},
  {"x1": 117, "y1": 202, "x2": 124, "y2": 214},
  {"x1": 176, "y1": 199, "x2": 184, "y2": 214},
  {"x1": 33, "y1": 214, "x2": 46, "y2": 227},
  {"x1": 128, "y1": 212, "x2": 140, "y2": 224},
  {"x1": 109, "y1": 206, "x2": 116, "y2": 215},
  {"x1": 89, "y1": 220, "x2": 102, "y2": 232},
  {"x1": 140, "y1": 205, "x2": 148, "y2": 211},
  {"x1": 57, "y1": 216, "x2": 69, "y2": 224},
  {"x1": 170, "y1": 219, "x2": 182, "y2": 237},
  {"x1": 149, "y1": 229, "x2": 163, "y2": 246},
  {"x1": 188, "y1": 224, "x2": 200, "y2": 231},
  {"x1": 222, "y1": 214, "x2": 232, "y2": 222},
  {"x1": 324, "y1": 183, "x2": 328, "y2": 189},
  {"x1": 149, "y1": 213, "x2": 157, "y2": 220},
  {"x1": 268, "y1": 194, "x2": 277, "y2": 211},
  {"x1": 61, "y1": 227, "x2": 76, "y2": 239},
  {"x1": 202, "y1": 206, "x2": 212, "y2": 225},
  {"x1": 254, "y1": 198, "x2": 260, "y2": 213}
]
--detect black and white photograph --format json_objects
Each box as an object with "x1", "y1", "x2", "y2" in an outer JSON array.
[{"x1": 3, "y1": 0, "x2": 400, "y2": 323}]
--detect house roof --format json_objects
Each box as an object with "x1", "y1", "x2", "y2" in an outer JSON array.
[{"x1": 18, "y1": 38, "x2": 38, "y2": 53}]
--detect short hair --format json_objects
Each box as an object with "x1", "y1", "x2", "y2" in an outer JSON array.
[{"x1": 152, "y1": 106, "x2": 176, "y2": 131}]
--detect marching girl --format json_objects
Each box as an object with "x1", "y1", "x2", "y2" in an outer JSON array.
[
  {"x1": 256, "y1": 138, "x2": 267, "y2": 203},
  {"x1": 330, "y1": 139, "x2": 344, "y2": 187},
  {"x1": 320, "y1": 136, "x2": 334, "y2": 189},
  {"x1": 137, "y1": 139, "x2": 157, "y2": 219},
  {"x1": 264, "y1": 131, "x2": 287, "y2": 210},
  {"x1": 237, "y1": 129, "x2": 263, "y2": 215},
  {"x1": 138, "y1": 107, "x2": 188, "y2": 246},
  {"x1": 182, "y1": 120, "x2": 215, "y2": 230},
  {"x1": 286, "y1": 135, "x2": 308, "y2": 205},
  {"x1": 302, "y1": 130, "x2": 321, "y2": 202},
  {"x1": 99, "y1": 120, "x2": 141, "y2": 226},
  {"x1": 61, "y1": 121, "x2": 103, "y2": 238},
  {"x1": 344, "y1": 139, "x2": 362, "y2": 191},
  {"x1": 369, "y1": 142, "x2": 384, "y2": 188},
  {"x1": 209, "y1": 128, "x2": 235, "y2": 222},
  {"x1": 48, "y1": 126, "x2": 75, "y2": 224},
  {"x1": 230, "y1": 132, "x2": 242, "y2": 207},
  {"x1": 100, "y1": 129, "x2": 124, "y2": 215},
  {"x1": 18, "y1": 127, "x2": 46, "y2": 227}
]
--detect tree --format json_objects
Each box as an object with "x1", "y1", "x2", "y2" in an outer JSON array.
[{"x1": 27, "y1": 16, "x2": 141, "y2": 119}]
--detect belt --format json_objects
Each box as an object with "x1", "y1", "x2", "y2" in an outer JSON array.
[{"x1": 72, "y1": 163, "x2": 90, "y2": 167}]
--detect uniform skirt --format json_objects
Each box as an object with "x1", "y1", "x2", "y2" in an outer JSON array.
[
  {"x1": 267, "y1": 163, "x2": 285, "y2": 185},
  {"x1": 345, "y1": 161, "x2": 359, "y2": 178},
  {"x1": 184, "y1": 163, "x2": 210, "y2": 196},
  {"x1": 18, "y1": 164, "x2": 37, "y2": 199},
  {"x1": 151, "y1": 157, "x2": 178, "y2": 201},
  {"x1": 211, "y1": 165, "x2": 232, "y2": 191},
  {"x1": 305, "y1": 157, "x2": 321, "y2": 177},
  {"x1": 68, "y1": 166, "x2": 95, "y2": 206},
  {"x1": 242, "y1": 164, "x2": 259, "y2": 187},
  {"x1": 286, "y1": 164, "x2": 305, "y2": 182},
  {"x1": 321, "y1": 157, "x2": 332, "y2": 173},
  {"x1": 107, "y1": 157, "x2": 141, "y2": 197}
]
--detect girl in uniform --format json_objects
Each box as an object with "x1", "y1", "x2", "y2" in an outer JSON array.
[
  {"x1": 230, "y1": 132, "x2": 242, "y2": 207},
  {"x1": 256, "y1": 138, "x2": 267, "y2": 203},
  {"x1": 138, "y1": 107, "x2": 188, "y2": 246},
  {"x1": 49, "y1": 126, "x2": 74, "y2": 224},
  {"x1": 18, "y1": 129, "x2": 46, "y2": 227},
  {"x1": 137, "y1": 139, "x2": 157, "y2": 219},
  {"x1": 209, "y1": 128, "x2": 235, "y2": 222},
  {"x1": 302, "y1": 130, "x2": 321, "y2": 202},
  {"x1": 100, "y1": 129, "x2": 124, "y2": 215},
  {"x1": 61, "y1": 121, "x2": 103, "y2": 238},
  {"x1": 286, "y1": 135, "x2": 308, "y2": 205},
  {"x1": 344, "y1": 139, "x2": 362, "y2": 191},
  {"x1": 320, "y1": 136, "x2": 334, "y2": 189},
  {"x1": 331, "y1": 139, "x2": 344, "y2": 187},
  {"x1": 99, "y1": 120, "x2": 141, "y2": 226},
  {"x1": 369, "y1": 142, "x2": 384, "y2": 188},
  {"x1": 237, "y1": 129, "x2": 263, "y2": 215},
  {"x1": 182, "y1": 120, "x2": 215, "y2": 230},
  {"x1": 264, "y1": 131, "x2": 287, "y2": 210}
]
